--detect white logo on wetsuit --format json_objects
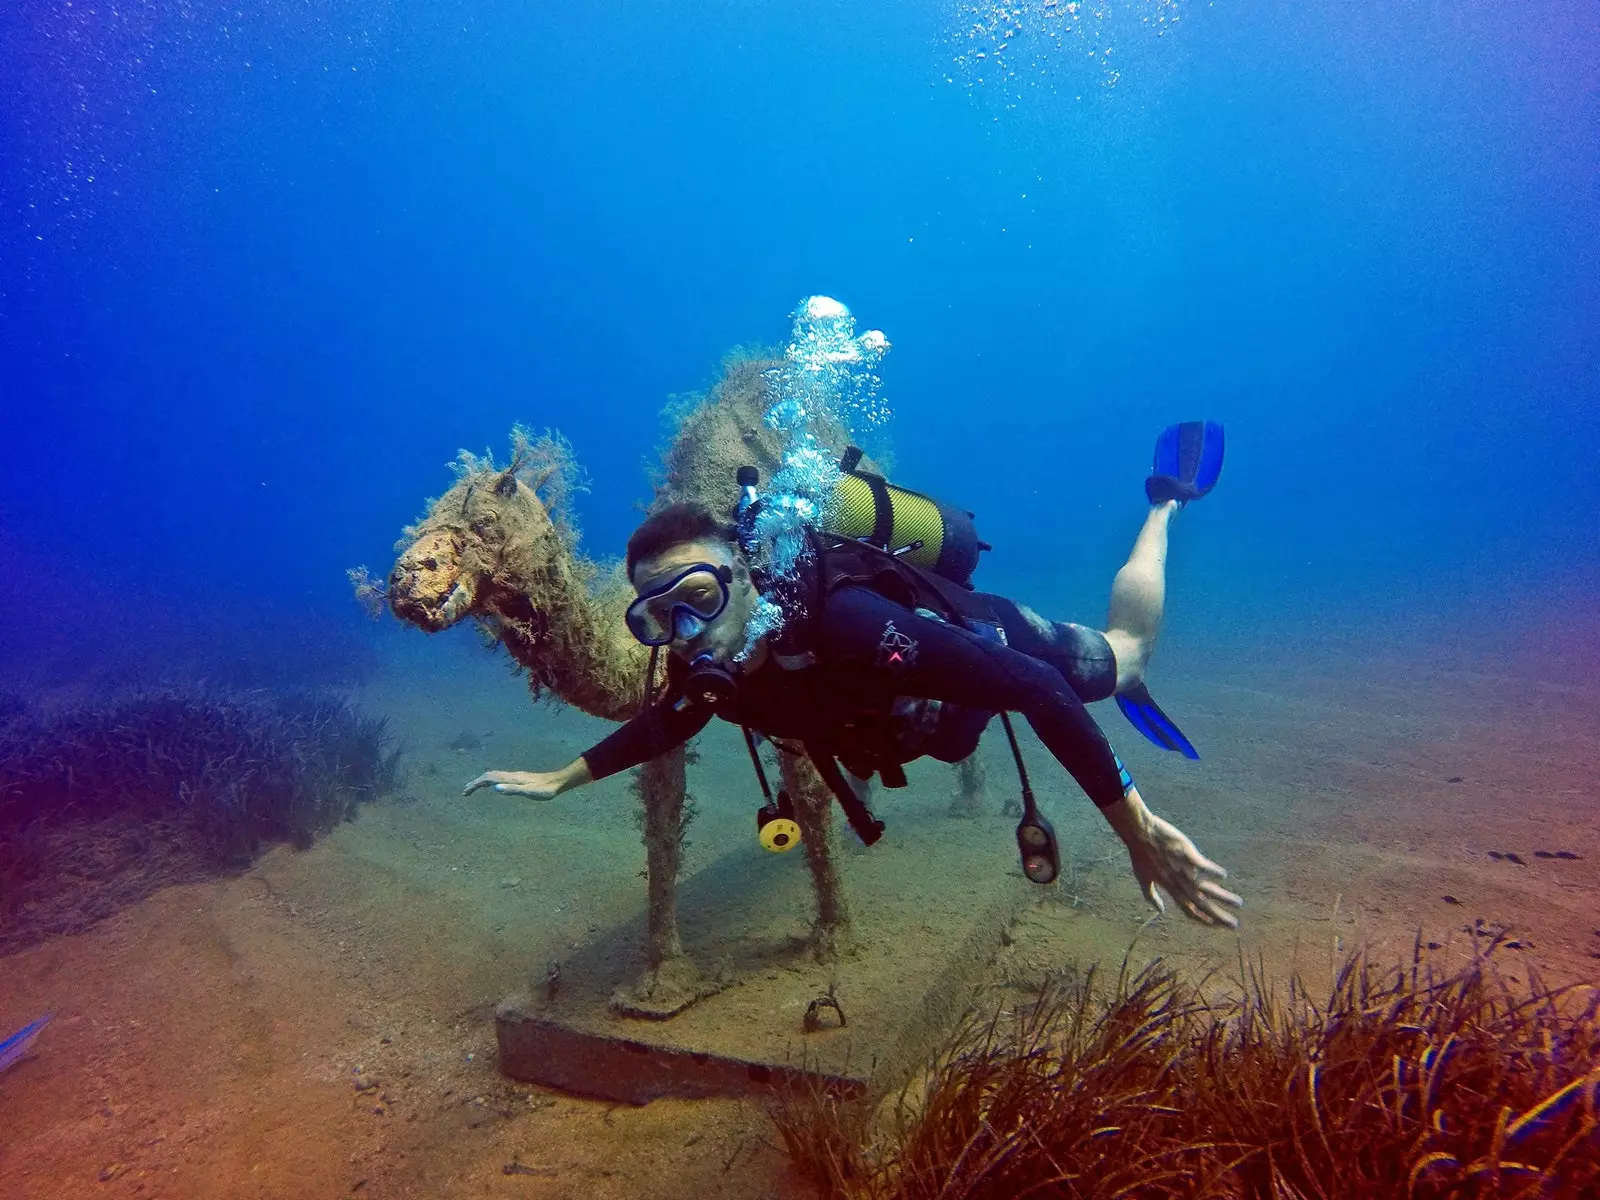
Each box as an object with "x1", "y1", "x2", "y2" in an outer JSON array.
[{"x1": 877, "y1": 620, "x2": 919, "y2": 669}]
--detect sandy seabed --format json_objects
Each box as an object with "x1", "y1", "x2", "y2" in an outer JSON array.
[{"x1": 2, "y1": 617, "x2": 1597, "y2": 1199}]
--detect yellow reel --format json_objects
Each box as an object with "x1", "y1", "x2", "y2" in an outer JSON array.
[{"x1": 759, "y1": 816, "x2": 802, "y2": 852}]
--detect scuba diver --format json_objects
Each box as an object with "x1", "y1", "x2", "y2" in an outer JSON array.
[{"x1": 465, "y1": 422, "x2": 1244, "y2": 928}]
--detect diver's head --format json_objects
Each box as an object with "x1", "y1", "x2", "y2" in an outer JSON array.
[{"x1": 625, "y1": 502, "x2": 764, "y2": 667}]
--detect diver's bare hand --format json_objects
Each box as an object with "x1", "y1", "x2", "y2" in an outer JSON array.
[
  {"x1": 1104, "y1": 791, "x2": 1243, "y2": 928},
  {"x1": 462, "y1": 770, "x2": 564, "y2": 799},
  {"x1": 464, "y1": 757, "x2": 592, "y2": 800},
  {"x1": 463, "y1": 756, "x2": 592, "y2": 800}
]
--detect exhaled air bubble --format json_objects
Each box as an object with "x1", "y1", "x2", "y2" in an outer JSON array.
[{"x1": 740, "y1": 297, "x2": 893, "y2": 651}]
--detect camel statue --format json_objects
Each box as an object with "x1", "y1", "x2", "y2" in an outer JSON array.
[{"x1": 374, "y1": 353, "x2": 985, "y2": 1017}]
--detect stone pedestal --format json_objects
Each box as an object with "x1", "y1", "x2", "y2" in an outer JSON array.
[{"x1": 495, "y1": 812, "x2": 1031, "y2": 1104}]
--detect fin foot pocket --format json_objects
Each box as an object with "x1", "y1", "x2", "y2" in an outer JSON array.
[{"x1": 1146, "y1": 420, "x2": 1224, "y2": 505}]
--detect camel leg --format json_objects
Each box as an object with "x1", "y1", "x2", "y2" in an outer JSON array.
[
  {"x1": 640, "y1": 747, "x2": 687, "y2": 968},
  {"x1": 949, "y1": 755, "x2": 986, "y2": 817},
  {"x1": 778, "y1": 751, "x2": 855, "y2": 962},
  {"x1": 610, "y1": 745, "x2": 719, "y2": 1018}
]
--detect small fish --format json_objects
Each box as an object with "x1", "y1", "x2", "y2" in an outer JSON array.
[{"x1": 0, "y1": 1014, "x2": 53, "y2": 1074}]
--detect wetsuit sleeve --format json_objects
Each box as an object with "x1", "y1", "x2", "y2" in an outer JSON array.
[
  {"x1": 581, "y1": 696, "x2": 715, "y2": 781},
  {"x1": 818, "y1": 586, "x2": 1129, "y2": 810}
]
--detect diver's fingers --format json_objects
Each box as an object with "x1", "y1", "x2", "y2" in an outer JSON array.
[
  {"x1": 463, "y1": 770, "x2": 521, "y2": 796},
  {"x1": 1196, "y1": 892, "x2": 1241, "y2": 929},
  {"x1": 492, "y1": 781, "x2": 541, "y2": 797},
  {"x1": 1168, "y1": 872, "x2": 1242, "y2": 928},
  {"x1": 1142, "y1": 878, "x2": 1166, "y2": 915},
  {"x1": 1192, "y1": 852, "x2": 1228, "y2": 880},
  {"x1": 1175, "y1": 893, "x2": 1216, "y2": 925},
  {"x1": 1184, "y1": 883, "x2": 1228, "y2": 928},
  {"x1": 1198, "y1": 878, "x2": 1244, "y2": 910},
  {"x1": 493, "y1": 782, "x2": 540, "y2": 796}
]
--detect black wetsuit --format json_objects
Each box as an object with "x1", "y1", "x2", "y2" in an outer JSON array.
[{"x1": 583, "y1": 582, "x2": 1131, "y2": 813}]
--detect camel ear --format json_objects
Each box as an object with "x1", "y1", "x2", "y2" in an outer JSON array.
[{"x1": 494, "y1": 469, "x2": 519, "y2": 497}]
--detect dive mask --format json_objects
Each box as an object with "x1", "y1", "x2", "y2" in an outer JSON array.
[{"x1": 625, "y1": 562, "x2": 734, "y2": 647}]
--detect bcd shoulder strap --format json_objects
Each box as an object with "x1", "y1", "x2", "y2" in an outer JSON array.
[{"x1": 813, "y1": 533, "x2": 1000, "y2": 630}]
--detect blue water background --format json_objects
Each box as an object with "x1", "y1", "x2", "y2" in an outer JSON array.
[{"x1": 2, "y1": 1, "x2": 1596, "y2": 685}]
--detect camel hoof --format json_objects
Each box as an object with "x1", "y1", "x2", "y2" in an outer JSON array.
[
  {"x1": 806, "y1": 921, "x2": 861, "y2": 965},
  {"x1": 609, "y1": 956, "x2": 724, "y2": 1020}
]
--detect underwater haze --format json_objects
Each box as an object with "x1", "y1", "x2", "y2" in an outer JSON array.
[
  {"x1": 2, "y1": 0, "x2": 1596, "y2": 683},
  {"x1": 5, "y1": 4, "x2": 1600, "y2": 1197}
]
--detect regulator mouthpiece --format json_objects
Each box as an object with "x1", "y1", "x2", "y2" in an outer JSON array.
[{"x1": 685, "y1": 652, "x2": 738, "y2": 708}]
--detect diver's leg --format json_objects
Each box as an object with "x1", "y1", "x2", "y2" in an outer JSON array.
[
  {"x1": 1103, "y1": 500, "x2": 1180, "y2": 693},
  {"x1": 980, "y1": 594, "x2": 1116, "y2": 704}
]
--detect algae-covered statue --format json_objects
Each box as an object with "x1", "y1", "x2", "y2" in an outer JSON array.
[{"x1": 381, "y1": 352, "x2": 874, "y2": 1014}]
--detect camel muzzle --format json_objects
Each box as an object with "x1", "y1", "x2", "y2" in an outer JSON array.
[{"x1": 389, "y1": 568, "x2": 477, "y2": 633}]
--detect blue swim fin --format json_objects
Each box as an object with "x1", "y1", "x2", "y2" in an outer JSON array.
[
  {"x1": 0, "y1": 1013, "x2": 53, "y2": 1074},
  {"x1": 1116, "y1": 683, "x2": 1200, "y2": 760},
  {"x1": 1146, "y1": 421, "x2": 1225, "y2": 505}
]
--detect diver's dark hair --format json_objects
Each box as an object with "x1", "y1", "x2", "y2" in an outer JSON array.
[{"x1": 626, "y1": 502, "x2": 738, "y2": 577}]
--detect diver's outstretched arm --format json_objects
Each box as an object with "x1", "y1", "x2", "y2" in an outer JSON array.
[
  {"x1": 818, "y1": 585, "x2": 1242, "y2": 926},
  {"x1": 464, "y1": 682, "x2": 717, "y2": 801}
]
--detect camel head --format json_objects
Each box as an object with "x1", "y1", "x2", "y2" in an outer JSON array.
[
  {"x1": 388, "y1": 520, "x2": 476, "y2": 633},
  {"x1": 385, "y1": 360, "x2": 792, "y2": 635},
  {"x1": 389, "y1": 464, "x2": 536, "y2": 635},
  {"x1": 381, "y1": 429, "x2": 645, "y2": 718},
  {"x1": 387, "y1": 428, "x2": 590, "y2": 634}
]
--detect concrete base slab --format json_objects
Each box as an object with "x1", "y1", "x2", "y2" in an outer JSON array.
[{"x1": 494, "y1": 810, "x2": 1035, "y2": 1103}]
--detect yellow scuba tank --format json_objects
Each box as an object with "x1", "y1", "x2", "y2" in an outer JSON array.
[{"x1": 822, "y1": 447, "x2": 989, "y2": 586}]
